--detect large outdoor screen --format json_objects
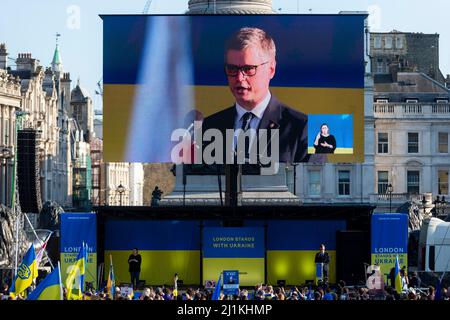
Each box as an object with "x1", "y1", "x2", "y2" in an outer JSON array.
[{"x1": 103, "y1": 14, "x2": 365, "y2": 170}]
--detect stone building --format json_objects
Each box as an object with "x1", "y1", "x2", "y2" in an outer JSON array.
[
  {"x1": 0, "y1": 44, "x2": 22, "y2": 207},
  {"x1": 71, "y1": 79, "x2": 94, "y2": 143},
  {"x1": 370, "y1": 31, "x2": 447, "y2": 84},
  {"x1": 372, "y1": 71, "x2": 450, "y2": 214}
]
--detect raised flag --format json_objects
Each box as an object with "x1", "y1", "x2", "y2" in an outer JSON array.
[
  {"x1": 106, "y1": 254, "x2": 115, "y2": 299},
  {"x1": 65, "y1": 242, "x2": 87, "y2": 300},
  {"x1": 36, "y1": 231, "x2": 53, "y2": 267},
  {"x1": 211, "y1": 274, "x2": 222, "y2": 301},
  {"x1": 10, "y1": 243, "x2": 38, "y2": 298},
  {"x1": 394, "y1": 255, "x2": 403, "y2": 294},
  {"x1": 27, "y1": 263, "x2": 63, "y2": 300}
]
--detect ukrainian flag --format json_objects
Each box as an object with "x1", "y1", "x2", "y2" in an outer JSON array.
[
  {"x1": 10, "y1": 243, "x2": 38, "y2": 298},
  {"x1": 211, "y1": 274, "x2": 222, "y2": 301},
  {"x1": 394, "y1": 255, "x2": 403, "y2": 294},
  {"x1": 106, "y1": 254, "x2": 115, "y2": 299},
  {"x1": 65, "y1": 243, "x2": 87, "y2": 300},
  {"x1": 27, "y1": 264, "x2": 63, "y2": 300}
]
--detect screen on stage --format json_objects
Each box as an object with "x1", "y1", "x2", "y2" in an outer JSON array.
[{"x1": 102, "y1": 14, "x2": 366, "y2": 170}]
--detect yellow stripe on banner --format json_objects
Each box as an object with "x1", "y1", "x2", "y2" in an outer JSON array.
[
  {"x1": 267, "y1": 250, "x2": 337, "y2": 285},
  {"x1": 202, "y1": 258, "x2": 265, "y2": 287},
  {"x1": 308, "y1": 147, "x2": 354, "y2": 155},
  {"x1": 371, "y1": 253, "x2": 408, "y2": 284},
  {"x1": 105, "y1": 250, "x2": 200, "y2": 286},
  {"x1": 104, "y1": 85, "x2": 364, "y2": 163}
]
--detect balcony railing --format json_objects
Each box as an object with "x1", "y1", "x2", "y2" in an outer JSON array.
[{"x1": 374, "y1": 103, "x2": 450, "y2": 118}]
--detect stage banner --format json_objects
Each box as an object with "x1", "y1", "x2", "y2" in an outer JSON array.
[
  {"x1": 371, "y1": 213, "x2": 408, "y2": 284},
  {"x1": 266, "y1": 220, "x2": 345, "y2": 285},
  {"x1": 104, "y1": 220, "x2": 201, "y2": 285},
  {"x1": 60, "y1": 213, "x2": 97, "y2": 290},
  {"x1": 203, "y1": 227, "x2": 264, "y2": 286}
]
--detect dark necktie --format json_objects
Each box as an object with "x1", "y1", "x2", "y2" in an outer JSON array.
[{"x1": 240, "y1": 112, "x2": 253, "y2": 161}]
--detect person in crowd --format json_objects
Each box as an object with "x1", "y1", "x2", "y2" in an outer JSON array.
[{"x1": 128, "y1": 247, "x2": 142, "y2": 290}]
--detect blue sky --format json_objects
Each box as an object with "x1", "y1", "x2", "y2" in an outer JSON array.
[{"x1": 0, "y1": 0, "x2": 448, "y2": 111}]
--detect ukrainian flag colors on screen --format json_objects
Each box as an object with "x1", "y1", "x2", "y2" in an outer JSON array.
[
  {"x1": 265, "y1": 220, "x2": 346, "y2": 285},
  {"x1": 203, "y1": 227, "x2": 265, "y2": 286},
  {"x1": 371, "y1": 214, "x2": 408, "y2": 279},
  {"x1": 102, "y1": 15, "x2": 365, "y2": 164},
  {"x1": 104, "y1": 220, "x2": 201, "y2": 285},
  {"x1": 105, "y1": 219, "x2": 345, "y2": 286}
]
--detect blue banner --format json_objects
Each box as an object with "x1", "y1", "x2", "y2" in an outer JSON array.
[
  {"x1": 105, "y1": 220, "x2": 201, "y2": 250},
  {"x1": 60, "y1": 213, "x2": 97, "y2": 289},
  {"x1": 371, "y1": 214, "x2": 408, "y2": 254},
  {"x1": 203, "y1": 227, "x2": 264, "y2": 258},
  {"x1": 371, "y1": 213, "x2": 409, "y2": 278},
  {"x1": 267, "y1": 220, "x2": 346, "y2": 250},
  {"x1": 60, "y1": 213, "x2": 97, "y2": 252}
]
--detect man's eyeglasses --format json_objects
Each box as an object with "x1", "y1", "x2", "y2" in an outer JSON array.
[{"x1": 224, "y1": 62, "x2": 269, "y2": 77}]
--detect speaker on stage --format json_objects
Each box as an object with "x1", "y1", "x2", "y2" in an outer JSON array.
[{"x1": 17, "y1": 129, "x2": 42, "y2": 213}]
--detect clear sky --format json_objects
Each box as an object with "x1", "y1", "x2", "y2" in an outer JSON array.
[{"x1": 0, "y1": 0, "x2": 448, "y2": 111}]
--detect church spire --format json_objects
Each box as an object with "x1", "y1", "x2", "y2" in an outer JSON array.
[{"x1": 51, "y1": 32, "x2": 63, "y2": 73}]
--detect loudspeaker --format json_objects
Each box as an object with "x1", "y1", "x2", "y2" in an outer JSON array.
[
  {"x1": 17, "y1": 129, "x2": 42, "y2": 213},
  {"x1": 336, "y1": 231, "x2": 370, "y2": 286}
]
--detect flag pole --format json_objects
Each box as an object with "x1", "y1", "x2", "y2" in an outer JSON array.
[
  {"x1": 57, "y1": 261, "x2": 63, "y2": 300},
  {"x1": 23, "y1": 212, "x2": 54, "y2": 269}
]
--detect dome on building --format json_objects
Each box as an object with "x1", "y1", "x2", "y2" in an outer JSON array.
[{"x1": 187, "y1": 0, "x2": 274, "y2": 14}]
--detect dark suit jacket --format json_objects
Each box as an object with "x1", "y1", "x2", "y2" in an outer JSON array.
[
  {"x1": 202, "y1": 95, "x2": 309, "y2": 164},
  {"x1": 314, "y1": 252, "x2": 330, "y2": 272}
]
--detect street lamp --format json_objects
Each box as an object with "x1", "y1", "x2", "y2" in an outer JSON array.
[
  {"x1": 116, "y1": 182, "x2": 125, "y2": 206},
  {"x1": 387, "y1": 184, "x2": 393, "y2": 213}
]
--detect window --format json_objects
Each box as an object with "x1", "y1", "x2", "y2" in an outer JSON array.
[
  {"x1": 385, "y1": 36, "x2": 393, "y2": 49},
  {"x1": 378, "y1": 171, "x2": 389, "y2": 194},
  {"x1": 439, "y1": 132, "x2": 448, "y2": 153},
  {"x1": 338, "y1": 170, "x2": 351, "y2": 196},
  {"x1": 396, "y1": 36, "x2": 403, "y2": 49},
  {"x1": 438, "y1": 170, "x2": 449, "y2": 195},
  {"x1": 407, "y1": 171, "x2": 420, "y2": 194},
  {"x1": 376, "y1": 99, "x2": 389, "y2": 103},
  {"x1": 408, "y1": 133, "x2": 419, "y2": 153},
  {"x1": 374, "y1": 36, "x2": 382, "y2": 49},
  {"x1": 436, "y1": 99, "x2": 449, "y2": 103},
  {"x1": 406, "y1": 99, "x2": 418, "y2": 103},
  {"x1": 309, "y1": 170, "x2": 321, "y2": 196},
  {"x1": 378, "y1": 133, "x2": 389, "y2": 154}
]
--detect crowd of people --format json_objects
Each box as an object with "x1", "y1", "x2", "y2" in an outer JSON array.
[{"x1": 2, "y1": 279, "x2": 450, "y2": 301}]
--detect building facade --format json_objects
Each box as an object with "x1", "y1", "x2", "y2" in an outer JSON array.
[
  {"x1": 0, "y1": 44, "x2": 22, "y2": 207},
  {"x1": 129, "y1": 163, "x2": 144, "y2": 206},
  {"x1": 104, "y1": 162, "x2": 130, "y2": 206},
  {"x1": 370, "y1": 31, "x2": 446, "y2": 84}
]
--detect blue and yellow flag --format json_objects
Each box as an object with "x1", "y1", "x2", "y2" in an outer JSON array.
[
  {"x1": 106, "y1": 254, "x2": 115, "y2": 299},
  {"x1": 211, "y1": 274, "x2": 222, "y2": 301},
  {"x1": 10, "y1": 243, "x2": 38, "y2": 298},
  {"x1": 27, "y1": 264, "x2": 63, "y2": 300},
  {"x1": 65, "y1": 243, "x2": 87, "y2": 300},
  {"x1": 394, "y1": 255, "x2": 403, "y2": 294}
]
